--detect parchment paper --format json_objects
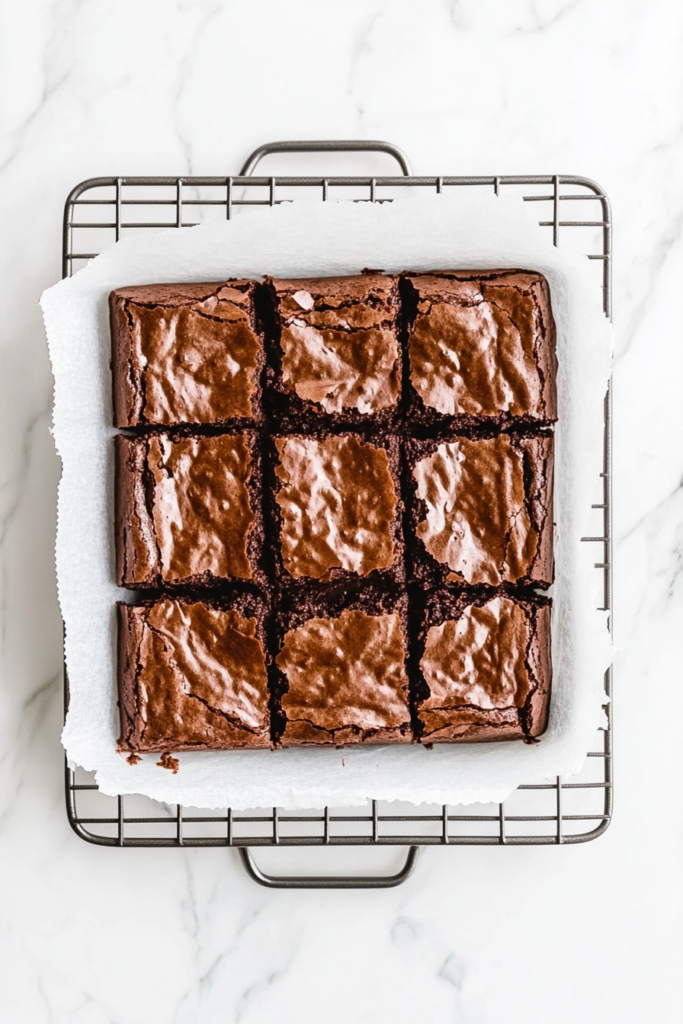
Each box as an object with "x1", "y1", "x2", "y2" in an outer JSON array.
[{"x1": 41, "y1": 192, "x2": 613, "y2": 809}]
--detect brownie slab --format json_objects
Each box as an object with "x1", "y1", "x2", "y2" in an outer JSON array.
[
  {"x1": 110, "y1": 281, "x2": 264, "y2": 427},
  {"x1": 265, "y1": 274, "x2": 401, "y2": 426},
  {"x1": 118, "y1": 596, "x2": 271, "y2": 752},
  {"x1": 270, "y1": 431, "x2": 404, "y2": 582},
  {"x1": 406, "y1": 432, "x2": 554, "y2": 587},
  {"x1": 415, "y1": 591, "x2": 552, "y2": 743},
  {"x1": 402, "y1": 270, "x2": 557, "y2": 426},
  {"x1": 273, "y1": 586, "x2": 412, "y2": 747},
  {"x1": 115, "y1": 431, "x2": 264, "y2": 588}
]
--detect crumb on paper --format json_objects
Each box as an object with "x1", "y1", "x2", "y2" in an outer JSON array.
[
  {"x1": 126, "y1": 752, "x2": 142, "y2": 766},
  {"x1": 342, "y1": 757, "x2": 345, "y2": 767},
  {"x1": 157, "y1": 753, "x2": 180, "y2": 774}
]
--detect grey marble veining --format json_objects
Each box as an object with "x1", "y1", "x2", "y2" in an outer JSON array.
[{"x1": 0, "y1": 0, "x2": 681, "y2": 1021}]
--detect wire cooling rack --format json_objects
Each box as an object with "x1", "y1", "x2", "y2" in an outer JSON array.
[{"x1": 63, "y1": 141, "x2": 613, "y2": 888}]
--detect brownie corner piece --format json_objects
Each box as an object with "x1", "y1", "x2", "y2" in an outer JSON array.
[
  {"x1": 401, "y1": 269, "x2": 557, "y2": 427},
  {"x1": 115, "y1": 429, "x2": 266, "y2": 588},
  {"x1": 272, "y1": 583, "x2": 412, "y2": 748},
  {"x1": 264, "y1": 273, "x2": 401, "y2": 427},
  {"x1": 269, "y1": 430, "x2": 405, "y2": 585},
  {"x1": 404, "y1": 431, "x2": 554, "y2": 588},
  {"x1": 117, "y1": 594, "x2": 271, "y2": 753},
  {"x1": 110, "y1": 279, "x2": 265, "y2": 427},
  {"x1": 415, "y1": 590, "x2": 552, "y2": 744}
]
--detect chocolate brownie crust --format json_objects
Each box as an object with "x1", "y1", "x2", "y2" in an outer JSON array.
[
  {"x1": 273, "y1": 587, "x2": 412, "y2": 747},
  {"x1": 415, "y1": 591, "x2": 552, "y2": 743},
  {"x1": 118, "y1": 595, "x2": 271, "y2": 752},
  {"x1": 111, "y1": 280, "x2": 264, "y2": 427},
  {"x1": 270, "y1": 431, "x2": 405, "y2": 583},
  {"x1": 403, "y1": 270, "x2": 557, "y2": 426},
  {"x1": 265, "y1": 273, "x2": 401, "y2": 426},
  {"x1": 115, "y1": 430, "x2": 265, "y2": 588},
  {"x1": 405, "y1": 432, "x2": 554, "y2": 588}
]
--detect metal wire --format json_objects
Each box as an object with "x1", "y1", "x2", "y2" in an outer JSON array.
[{"x1": 62, "y1": 145, "x2": 613, "y2": 861}]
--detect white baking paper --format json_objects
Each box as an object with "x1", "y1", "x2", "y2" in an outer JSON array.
[{"x1": 41, "y1": 192, "x2": 613, "y2": 809}]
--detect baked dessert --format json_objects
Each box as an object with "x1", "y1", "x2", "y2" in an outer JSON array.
[
  {"x1": 110, "y1": 269, "x2": 558, "y2": 758},
  {"x1": 273, "y1": 585, "x2": 412, "y2": 747},
  {"x1": 402, "y1": 270, "x2": 557, "y2": 426},
  {"x1": 270, "y1": 431, "x2": 404, "y2": 582},
  {"x1": 264, "y1": 274, "x2": 401, "y2": 426},
  {"x1": 110, "y1": 281, "x2": 264, "y2": 427},
  {"x1": 117, "y1": 595, "x2": 271, "y2": 752},
  {"x1": 115, "y1": 431, "x2": 264, "y2": 588},
  {"x1": 415, "y1": 591, "x2": 552, "y2": 743},
  {"x1": 405, "y1": 432, "x2": 554, "y2": 587}
]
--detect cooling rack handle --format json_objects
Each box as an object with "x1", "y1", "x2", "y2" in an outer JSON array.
[
  {"x1": 238, "y1": 139, "x2": 413, "y2": 176},
  {"x1": 237, "y1": 845, "x2": 420, "y2": 889}
]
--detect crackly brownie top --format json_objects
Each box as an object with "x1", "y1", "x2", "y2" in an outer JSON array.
[
  {"x1": 128, "y1": 600, "x2": 269, "y2": 746},
  {"x1": 275, "y1": 434, "x2": 398, "y2": 578},
  {"x1": 413, "y1": 435, "x2": 543, "y2": 585},
  {"x1": 146, "y1": 433, "x2": 255, "y2": 580},
  {"x1": 276, "y1": 609, "x2": 409, "y2": 733},
  {"x1": 420, "y1": 597, "x2": 535, "y2": 717},
  {"x1": 114, "y1": 282, "x2": 262, "y2": 423},
  {"x1": 406, "y1": 271, "x2": 556, "y2": 419},
  {"x1": 272, "y1": 274, "x2": 400, "y2": 414}
]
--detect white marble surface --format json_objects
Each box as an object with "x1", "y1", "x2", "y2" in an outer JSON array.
[{"x1": 0, "y1": 0, "x2": 681, "y2": 1021}]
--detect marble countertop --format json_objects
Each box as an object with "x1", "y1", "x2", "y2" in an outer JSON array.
[{"x1": 1, "y1": 1, "x2": 681, "y2": 1021}]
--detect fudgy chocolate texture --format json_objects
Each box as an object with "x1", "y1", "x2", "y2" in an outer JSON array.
[
  {"x1": 415, "y1": 591, "x2": 552, "y2": 743},
  {"x1": 402, "y1": 270, "x2": 557, "y2": 426},
  {"x1": 115, "y1": 431, "x2": 265, "y2": 588},
  {"x1": 110, "y1": 281, "x2": 264, "y2": 427},
  {"x1": 270, "y1": 431, "x2": 404, "y2": 582},
  {"x1": 117, "y1": 596, "x2": 271, "y2": 752},
  {"x1": 264, "y1": 274, "x2": 401, "y2": 426},
  {"x1": 273, "y1": 586, "x2": 412, "y2": 747},
  {"x1": 405, "y1": 432, "x2": 554, "y2": 587}
]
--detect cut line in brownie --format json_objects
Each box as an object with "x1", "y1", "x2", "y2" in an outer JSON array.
[
  {"x1": 110, "y1": 280, "x2": 265, "y2": 427},
  {"x1": 263, "y1": 273, "x2": 401, "y2": 427},
  {"x1": 404, "y1": 432, "x2": 554, "y2": 588},
  {"x1": 415, "y1": 590, "x2": 552, "y2": 744},
  {"x1": 115, "y1": 430, "x2": 265, "y2": 588},
  {"x1": 272, "y1": 584, "x2": 412, "y2": 747},
  {"x1": 117, "y1": 594, "x2": 271, "y2": 753},
  {"x1": 269, "y1": 430, "x2": 405, "y2": 584},
  {"x1": 401, "y1": 270, "x2": 557, "y2": 428}
]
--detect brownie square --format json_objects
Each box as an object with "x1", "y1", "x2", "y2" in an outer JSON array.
[
  {"x1": 273, "y1": 585, "x2": 412, "y2": 747},
  {"x1": 117, "y1": 594, "x2": 271, "y2": 752},
  {"x1": 402, "y1": 270, "x2": 557, "y2": 427},
  {"x1": 264, "y1": 273, "x2": 401, "y2": 426},
  {"x1": 110, "y1": 280, "x2": 265, "y2": 427},
  {"x1": 269, "y1": 431, "x2": 405, "y2": 583},
  {"x1": 405, "y1": 432, "x2": 554, "y2": 587},
  {"x1": 415, "y1": 590, "x2": 552, "y2": 743},
  {"x1": 115, "y1": 430, "x2": 265, "y2": 588}
]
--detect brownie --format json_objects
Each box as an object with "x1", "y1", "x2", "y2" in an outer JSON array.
[
  {"x1": 273, "y1": 585, "x2": 412, "y2": 747},
  {"x1": 402, "y1": 270, "x2": 557, "y2": 426},
  {"x1": 115, "y1": 430, "x2": 265, "y2": 588},
  {"x1": 110, "y1": 280, "x2": 265, "y2": 427},
  {"x1": 415, "y1": 591, "x2": 552, "y2": 743},
  {"x1": 405, "y1": 432, "x2": 554, "y2": 588},
  {"x1": 117, "y1": 595, "x2": 271, "y2": 752},
  {"x1": 269, "y1": 431, "x2": 405, "y2": 583},
  {"x1": 264, "y1": 273, "x2": 401, "y2": 426}
]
